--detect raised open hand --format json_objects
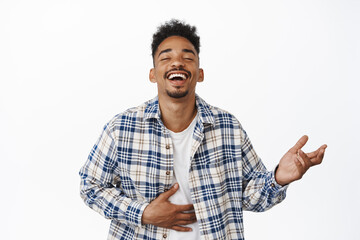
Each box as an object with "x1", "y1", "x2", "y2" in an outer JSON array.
[
  {"x1": 141, "y1": 183, "x2": 197, "y2": 232},
  {"x1": 275, "y1": 135, "x2": 327, "y2": 186}
]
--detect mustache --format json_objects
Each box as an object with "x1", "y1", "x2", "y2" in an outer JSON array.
[{"x1": 163, "y1": 68, "x2": 192, "y2": 79}]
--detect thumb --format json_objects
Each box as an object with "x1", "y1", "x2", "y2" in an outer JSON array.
[
  {"x1": 289, "y1": 135, "x2": 308, "y2": 154},
  {"x1": 160, "y1": 183, "x2": 179, "y2": 200}
]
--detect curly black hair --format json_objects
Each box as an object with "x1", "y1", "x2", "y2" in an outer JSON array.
[{"x1": 151, "y1": 19, "x2": 200, "y2": 59}]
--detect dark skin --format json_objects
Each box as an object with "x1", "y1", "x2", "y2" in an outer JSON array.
[
  {"x1": 141, "y1": 183, "x2": 196, "y2": 232},
  {"x1": 275, "y1": 135, "x2": 327, "y2": 186},
  {"x1": 143, "y1": 36, "x2": 201, "y2": 232},
  {"x1": 142, "y1": 36, "x2": 327, "y2": 232}
]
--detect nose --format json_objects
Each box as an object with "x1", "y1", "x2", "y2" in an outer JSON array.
[{"x1": 170, "y1": 55, "x2": 185, "y2": 68}]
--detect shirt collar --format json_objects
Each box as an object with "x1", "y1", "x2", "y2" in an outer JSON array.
[
  {"x1": 144, "y1": 94, "x2": 215, "y2": 126},
  {"x1": 144, "y1": 96, "x2": 161, "y2": 120},
  {"x1": 195, "y1": 94, "x2": 215, "y2": 126}
]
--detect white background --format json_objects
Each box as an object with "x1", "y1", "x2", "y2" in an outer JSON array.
[{"x1": 1, "y1": 0, "x2": 359, "y2": 239}]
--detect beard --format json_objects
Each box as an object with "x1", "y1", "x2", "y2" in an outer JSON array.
[
  {"x1": 166, "y1": 88, "x2": 189, "y2": 98},
  {"x1": 163, "y1": 68, "x2": 192, "y2": 99}
]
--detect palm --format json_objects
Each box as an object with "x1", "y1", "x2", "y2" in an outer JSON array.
[
  {"x1": 275, "y1": 135, "x2": 327, "y2": 186},
  {"x1": 278, "y1": 151, "x2": 304, "y2": 182}
]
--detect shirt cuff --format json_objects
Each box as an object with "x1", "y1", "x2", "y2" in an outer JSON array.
[
  {"x1": 267, "y1": 168, "x2": 289, "y2": 195},
  {"x1": 124, "y1": 200, "x2": 149, "y2": 228}
]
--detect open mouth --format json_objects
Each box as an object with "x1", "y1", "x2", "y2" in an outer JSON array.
[
  {"x1": 167, "y1": 73, "x2": 188, "y2": 80},
  {"x1": 165, "y1": 69, "x2": 191, "y2": 81}
]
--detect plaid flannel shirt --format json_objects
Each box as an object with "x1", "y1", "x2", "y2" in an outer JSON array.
[{"x1": 79, "y1": 95, "x2": 287, "y2": 240}]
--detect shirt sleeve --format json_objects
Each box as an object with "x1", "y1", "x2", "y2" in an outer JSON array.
[
  {"x1": 240, "y1": 129, "x2": 288, "y2": 212},
  {"x1": 79, "y1": 122, "x2": 149, "y2": 227}
]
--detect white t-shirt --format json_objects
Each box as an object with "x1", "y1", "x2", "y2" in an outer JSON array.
[{"x1": 167, "y1": 114, "x2": 200, "y2": 240}]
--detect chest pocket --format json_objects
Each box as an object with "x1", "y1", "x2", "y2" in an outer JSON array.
[{"x1": 208, "y1": 156, "x2": 238, "y2": 184}]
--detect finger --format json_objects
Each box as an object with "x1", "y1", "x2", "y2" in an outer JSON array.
[
  {"x1": 289, "y1": 135, "x2": 309, "y2": 154},
  {"x1": 306, "y1": 144, "x2": 327, "y2": 158},
  {"x1": 171, "y1": 225, "x2": 193, "y2": 232},
  {"x1": 298, "y1": 150, "x2": 312, "y2": 168},
  {"x1": 306, "y1": 148, "x2": 320, "y2": 159},
  {"x1": 310, "y1": 147, "x2": 326, "y2": 166},
  {"x1": 175, "y1": 204, "x2": 195, "y2": 212},
  {"x1": 160, "y1": 183, "x2": 179, "y2": 200},
  {"x1": 175, "y1": 219, "x2": 197, "y2": 226},
  {"x1": 294, "y1": 158, "x2": 304, "y2": 173},
  {"x1": 296, "y1": 153, "x2": 306, "y2": 168},
  {"x1": 176, "y1": 212, "x2": 197, "y2": 221},
  {"x1": 294, "y1": 157, "x2": 305, "y2": 175}
]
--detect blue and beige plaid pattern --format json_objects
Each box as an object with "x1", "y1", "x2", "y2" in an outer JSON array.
[{"x1": 79, "y1": 95, "x2": 287, "y2": 240}]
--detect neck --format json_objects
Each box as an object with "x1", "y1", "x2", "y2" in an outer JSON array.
[{"x1": 158, "y1": 94, "x2": 197, "y2": 133}]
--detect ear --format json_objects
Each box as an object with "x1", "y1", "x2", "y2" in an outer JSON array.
[
  {"x1": 197, "y1": 68, "x2": 204, "y2": 82},
  {"x1": 149, "y1": 68, "x2": 157, "y2": 83}
]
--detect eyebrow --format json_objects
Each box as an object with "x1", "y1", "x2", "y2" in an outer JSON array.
[
  {"x1": 182, "y1": 49, "x2": 196, "y2": 55},
  {"x1": 158, "y1": 48, "x2": 196, "y2": 57}
]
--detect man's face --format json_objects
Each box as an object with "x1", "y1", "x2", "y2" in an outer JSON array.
[{"x1": 150, "y1": 36, "x2": 204, "y2": 100}]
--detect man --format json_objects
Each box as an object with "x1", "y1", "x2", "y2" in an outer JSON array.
[{"x1": 79, "y1": 19, "x2": 327, "y2": 240}]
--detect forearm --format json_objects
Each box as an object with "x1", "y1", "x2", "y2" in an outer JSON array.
[
  {"x1": 80, "y1": 176, "x2": 148, "y2": 227},
  {"x1": 78, "y1": 122, "x2": 149, "y2": 226},
  {"x1": 242, "y1": 169, "x2": 288, "y2": 212}
]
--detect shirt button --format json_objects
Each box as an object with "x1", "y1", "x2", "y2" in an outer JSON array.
[
  {"x1": 163, "y1": 233, "x2": 167, "y2": 238},
  {"x1": 166, "y1": 170, "x2": 171, "y2": 175},
  {"x1": 166, "y1": 144, "x2": 170, "y2": 149},
  {"x1": 271, "y1": 183, "x2": 275, "y2": 188}
]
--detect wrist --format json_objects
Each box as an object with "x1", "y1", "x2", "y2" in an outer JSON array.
[
  {"x1": 274, "y1": 165, "x2": 289, "y2": 186},
  {"x1": 141, "y1": 205, "x2": 150, "y2": 225}
]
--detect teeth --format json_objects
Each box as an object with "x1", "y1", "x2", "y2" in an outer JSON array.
[{"x1": 168, "y1": 73, "x2": 187, "y2": 80}]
